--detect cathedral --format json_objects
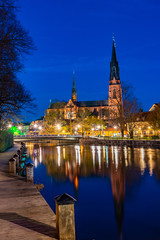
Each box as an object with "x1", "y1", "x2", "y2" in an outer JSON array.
[{"x1": 47, "y1": 39, "x2": 123, "y2": 120}]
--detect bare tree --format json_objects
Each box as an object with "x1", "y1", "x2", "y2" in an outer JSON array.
[
  {"x1": 147, "y1": 102, "x2": 160, "y2": 135},
  {"x1": 0, "y1": 0, "x2": 35, "y2": 125},
  {"x1": 111, "y1": 82, "x2": 141, "y2": 138}
]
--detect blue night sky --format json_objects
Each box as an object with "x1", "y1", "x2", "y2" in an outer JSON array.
[{"x1": 17, "y1": 0, "x2": 160, "y2": 122}]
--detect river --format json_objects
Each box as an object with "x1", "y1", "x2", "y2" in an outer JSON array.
[{"x1": 26, "y1": 142, "x2": 160, "y2": 240}]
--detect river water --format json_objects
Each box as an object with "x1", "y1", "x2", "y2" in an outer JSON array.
[{"x1": 26, "y1": 142, "x2": 160, "y2": 240}]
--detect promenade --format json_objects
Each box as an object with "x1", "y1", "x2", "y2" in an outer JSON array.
[{"x1": 0, "y1": 144, "x2": 57, "y2": 240}]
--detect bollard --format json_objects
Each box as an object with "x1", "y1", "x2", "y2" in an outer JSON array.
[
  {"x1": 55, "y1": 193, "x2": 76, "y2": 240},
  {"x1": 17, "y1": 150, "x2": 21, "y2": 160},
  {"x1": 26, "y1": 163, "x2": 34, "y2": 182},
  {"x1": 13, "y1": 154, "x2": 19, "y2": 169},
  {"x1": 9, "y1": 158, "x2": 16, "y2": 174}
]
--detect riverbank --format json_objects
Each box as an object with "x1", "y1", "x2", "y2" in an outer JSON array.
[
  {"x1": 0, "y1": 144, "x2": 57, "y2": 240},
  {"x1": 80, "y1": 138, "x2": 160, "y2": 148}
]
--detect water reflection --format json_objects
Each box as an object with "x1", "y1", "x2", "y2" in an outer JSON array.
[
  {"x1": 26, "y1": 143, "x2": 160, "y2": 183},
  {"x1": 26, "y1": 143, "x2": 160, "y2": 240}
]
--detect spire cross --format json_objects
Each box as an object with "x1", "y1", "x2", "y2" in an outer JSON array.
[{"x1": 112, "y1": 33, "x2": 116, "y2": 47}]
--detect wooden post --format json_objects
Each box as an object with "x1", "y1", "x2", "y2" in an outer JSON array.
[
  {"x1": 9, "y1": 158, "x2": 16, "y2": 174},
  {"x1": 55, "y1": 193, "x2": 76, "y2": 240},
  {"x1": 26, "y1": 163, "x2": 34, "y2": 182}
]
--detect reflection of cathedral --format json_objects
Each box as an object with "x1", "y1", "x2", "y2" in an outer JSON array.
[
  {"x1": 110, "y1": 150, "x2": 125, "y2": 240},
  {"x1": 47, "y1": 39, "x2": 122, "y2": 120}
]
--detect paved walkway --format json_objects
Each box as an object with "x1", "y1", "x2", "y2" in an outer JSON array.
[{"x1": 0, "y1": 144, "x2": 57, "y2": 240}]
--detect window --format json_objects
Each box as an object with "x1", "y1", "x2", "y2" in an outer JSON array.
[{"x1": 113, "y1": 88, "x2": 116, "y2": 99}]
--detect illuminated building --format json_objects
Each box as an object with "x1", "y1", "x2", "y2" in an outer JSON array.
[{"x1": 47, "y1": 39, "x2": 122, "y2": 120}]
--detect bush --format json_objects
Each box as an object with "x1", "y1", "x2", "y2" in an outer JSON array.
[
  {"x1": 0, "y1": 131, "x2": 13, "y2": 152},
  {"x1": 151, "y1": 135, "x2": 159, "y2": 139}
]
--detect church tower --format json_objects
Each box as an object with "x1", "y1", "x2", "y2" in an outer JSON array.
[
  {"x1": 108, "y1": 39, "x2": 122, "y2": 108},
  {"x1": 72, "y1": 72, "x2": 77, "y2": 102}
]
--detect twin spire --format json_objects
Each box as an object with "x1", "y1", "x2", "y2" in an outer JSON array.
[
  {"x1": 110, "y1": 36, "x2": 120, "y2": 81},
  {"x1": 72, "y1": 71, "x2": 77, "y2": 102}
]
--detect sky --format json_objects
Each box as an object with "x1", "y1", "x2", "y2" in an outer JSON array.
[{"x1": 17, "y1": 0, "x2": 160, "y2": 122}]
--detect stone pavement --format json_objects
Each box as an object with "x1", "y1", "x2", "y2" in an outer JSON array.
[{"x1": 0, "y1": 144, "x2": 57, "y2": 240}]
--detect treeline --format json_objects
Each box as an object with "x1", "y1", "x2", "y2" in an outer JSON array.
[{"x1": 0, "y1": 130, "x2": 13, "y2": 152}]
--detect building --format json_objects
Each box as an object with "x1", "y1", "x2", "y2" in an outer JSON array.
[{"x1": 47, "y1": 39, "x2": 123, "y2": 120}]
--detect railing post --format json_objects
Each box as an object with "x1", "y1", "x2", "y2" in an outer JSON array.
[
  {"x1": 9, "y1": 158, "x2": 16, "y2": 174},
  {"x1": 55, "y1": 193, "x2": 76, "y2": 240},
  {"x1": 26, "y1": 163, "x2": 34, "y2": 182}
]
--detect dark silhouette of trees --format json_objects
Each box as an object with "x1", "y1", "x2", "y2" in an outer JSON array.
[{"x1": 0, "y1": 0, "x2": 35, "y2": 124}]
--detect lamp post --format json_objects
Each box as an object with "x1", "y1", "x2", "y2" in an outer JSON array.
[
  {"x1": 57, "y1": 124, "x2": 61, "y2": 135},
  {"x1": 34, "y1": 124, "x2": 38, "y2": 135},
  {"x1": 18, "y1": 126, "x2": 22, "y2": 136}
]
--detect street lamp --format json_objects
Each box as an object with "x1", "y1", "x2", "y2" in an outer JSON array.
[{"x1": 57, "y1": 124, "x2": 61, "y2": 130}]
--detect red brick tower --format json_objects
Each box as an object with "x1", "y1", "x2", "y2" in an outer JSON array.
[{"x1": 108, "y1": 39, "x2": 122, "y2": 116}]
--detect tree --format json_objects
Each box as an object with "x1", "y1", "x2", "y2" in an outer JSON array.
[
  {"x1": 43, "y1": 103, "x2": 68, "y2": 134},
  {"x1": 0, "y1": 0, "x2": 35, "y2": 124},
  {"x1": 74, "y1": 108, "x2": 104, "y2": 135},
  {"x1": 147, "y1": 103, "x2": 160, "y2": 134},
  {"x1": 111, "y1": 82, "x2": 141, "y2": 138}
]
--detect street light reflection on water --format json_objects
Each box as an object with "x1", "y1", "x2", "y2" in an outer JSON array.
[{"x1": 26, "y1": 142, "x2": 160, "y2": 240}]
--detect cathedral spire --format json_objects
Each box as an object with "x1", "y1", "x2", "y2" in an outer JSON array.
[
  {"x1": 111, "y1": 36, "x2": 117, "y2": 64},
  {"x1": 72, "y1": 71, "x2": 77, "y2": 102},
  {"x1": 110, "y1": 37, "x2": 120, "y2": 81}
]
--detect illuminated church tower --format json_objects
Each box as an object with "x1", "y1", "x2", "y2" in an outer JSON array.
[
  {"x1": 108, "y1": 38, "x2": 122, "y2": 110},
  {"x1": 72, "y1": 72, "x2": 77, "y2": 102}
]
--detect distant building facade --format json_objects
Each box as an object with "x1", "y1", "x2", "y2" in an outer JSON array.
[{"x1": 47, "y1": 40, "x2": 122, "y2": 120}]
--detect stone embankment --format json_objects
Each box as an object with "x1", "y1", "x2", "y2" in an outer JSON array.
[
  {"x1": 0, "y1": 143, "x2": 57, "y2": 240},
  {"x1": 80, "y1": 138, "x2": 160, "y2": 148}
]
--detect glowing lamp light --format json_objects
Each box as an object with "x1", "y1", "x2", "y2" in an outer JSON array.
[
  {"x1": 77, "y1": 125, "x2": 80, "y2": 128},
  {"x1": 39, "y1": 126, "x2": 42, "y2": 130},
  {"x1": 114, "y1": 126, "x2": 117, "y2": 130},
  {"x1": 97, "y1": 125, "x2": 100, "y2": 129},
  {"x1": 18, "y1": 126, "x2": 22, "y2": 130},
  {"x1": 75, "y1": 127, "x2": 77, "y2": 130},
  {"x1": 57, "y1": 124, "x2": 61, "y2": 130},
  {"x1": 34, "y1": 124, "x2": 37, "y2": 128},
  {"x1": 91, "y1": 128, "x2": 94, "y2": 131},
  {"x1": 8, "y1": 124, "x2": 12, "y2": 128}
]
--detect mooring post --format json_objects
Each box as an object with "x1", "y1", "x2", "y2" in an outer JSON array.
[
  {"x1": 26, "y1": 163, "x2": 34, "y2": 182},
  {"x1": 13, "y1": 154, "x2": 19, "y2": 169},
  {"x1": 9, "y1": 158, "x2": 16, "y2": 174},
  {"x1": 55, "y1": 193, "x2": 76, "y2": 240}
]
